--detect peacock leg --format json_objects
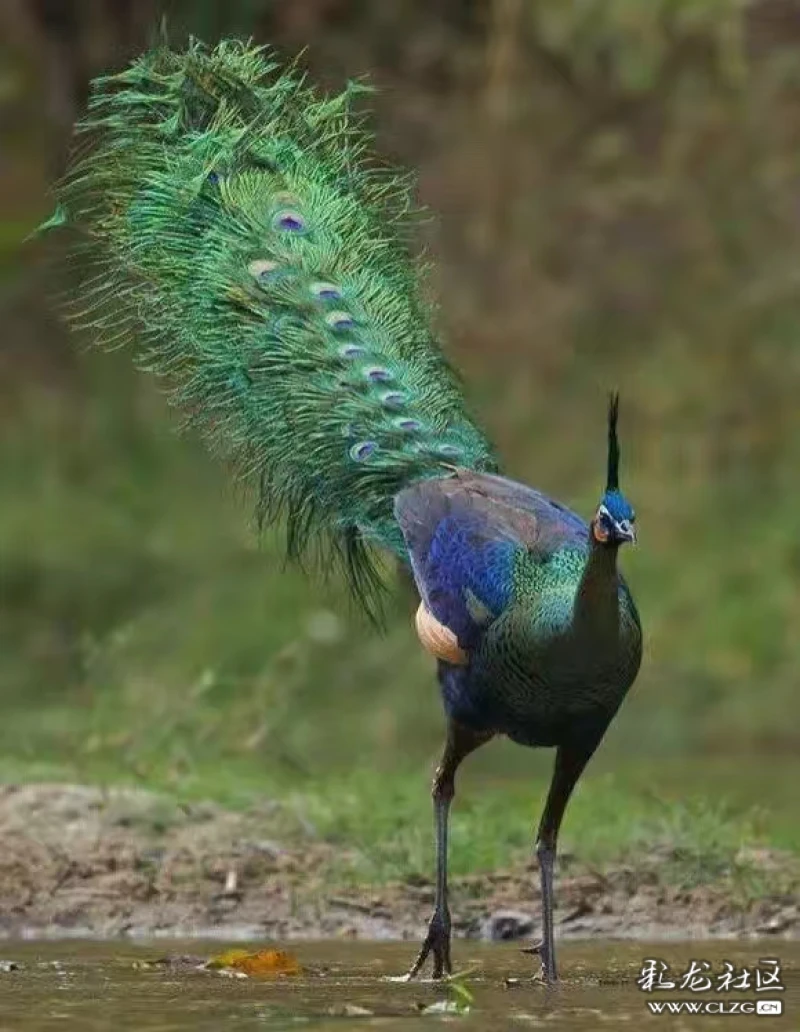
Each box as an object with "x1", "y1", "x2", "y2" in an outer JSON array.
[
  {"x1": 404, "y1": 719, "x2": 493, "y2": 980},
  {"x1": 530, "y1": 737, "x2": 600, "y2": 984}
]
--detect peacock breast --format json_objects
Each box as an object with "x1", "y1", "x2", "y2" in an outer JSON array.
[{"x1": 467, "y1": 569, "x2": 641, "y2": 745}]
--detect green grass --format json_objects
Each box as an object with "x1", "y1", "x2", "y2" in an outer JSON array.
[
  {"x1": 293, "y1": 770, "x2": 788, "y2": 889},
  {"x1": 1, "y1": 740, "x2": 793, "y2": 898}
]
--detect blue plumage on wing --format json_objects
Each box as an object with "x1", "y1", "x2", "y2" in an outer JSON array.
[
  {"x1": 395, "y1": 470, "x2": 590, "y2": 652},
  {"x1": 422, "y1": 517, "x2": 516, "y2": 647}
]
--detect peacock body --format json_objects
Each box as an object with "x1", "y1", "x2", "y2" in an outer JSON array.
[
  {"x1": 47, "y1": 37, "x2": 642, "y2": 985},
  {"x1": 396, "y1": 471, "x2": 641, "y2": 749}
]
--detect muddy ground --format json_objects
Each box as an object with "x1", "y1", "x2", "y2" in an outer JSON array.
[{"x1": 0, "y1": 784, "x2": 797, "y2": 942}]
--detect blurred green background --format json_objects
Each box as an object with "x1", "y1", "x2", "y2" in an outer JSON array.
[{"x1": 0, "y1": 1, "x2": 798, "y2": 876}]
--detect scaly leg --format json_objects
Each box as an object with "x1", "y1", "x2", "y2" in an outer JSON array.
[
  {"x1": 404, "y1": 719, "x2": 493, "y2": 980},
  {"x1": 530, "y1": 737, "x2": 601, "y2": 984}
]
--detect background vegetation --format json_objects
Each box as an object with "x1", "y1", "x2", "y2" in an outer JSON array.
[{"x1": 1, "y1": 0, "x2": 798, "y2": 877}]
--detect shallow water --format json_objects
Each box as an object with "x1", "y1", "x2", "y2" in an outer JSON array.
[{"x1": 0, "y1": 939, "x2": 796, "y2": 1030}]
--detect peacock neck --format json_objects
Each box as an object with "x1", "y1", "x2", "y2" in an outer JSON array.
[{"x1": 572, "y1": 534, "x2": 620, "y2": 641}]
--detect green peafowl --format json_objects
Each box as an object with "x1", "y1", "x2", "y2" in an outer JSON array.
[{"x1": 45, "y1": 38, "x2": 642, "y2": 984}]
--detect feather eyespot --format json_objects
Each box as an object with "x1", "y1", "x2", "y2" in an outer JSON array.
[
  {"x1": 273, "y1": 209, "x2": 307, "y2": 234},
  {"x1": 350, "y1": 441, "x2": 378, "y2": 462},
  {"x1": 207, "y1": 171, "x2": 220, "y2": 185},
  {"x1": 380, "y1": 391, "x2": 406, "y2": 410},
  {"x1": 310, "y1": 281, "x2": 342, "y2": 302},
  {"x1": 326, "y1": 310, "x2": 356, "y2": 331},
  {"x1": 393, "y1": 417, "x2": 424, "y2": 433},
  {"x1": 247, "y1": 259, "x2": 280, "y2": 283},
  {"x1": 338, "y1": 344, "x2": 367, "y2": 360},
  {"x1": 409, "y1": 441, "x2": 462, "y2": 459},
  {"x1": 364, "y1": 366, "x2": 393, "y2": 383}
]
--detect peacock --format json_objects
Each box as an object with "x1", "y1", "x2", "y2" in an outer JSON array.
[{"x1": 43, "y1": 38, "x2": 642, "y2": 984}]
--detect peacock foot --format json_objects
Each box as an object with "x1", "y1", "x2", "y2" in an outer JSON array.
[
  {"x1": 399, "y1": 912, "x2": 452, "y2": 981},
  {"x1": 521, "y1": 940, "x2": 558, "y2": 985}
]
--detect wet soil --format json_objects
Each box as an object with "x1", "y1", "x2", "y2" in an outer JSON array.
[{"x1": 0, "y1": 784, "x2": 797, "y2": 942}]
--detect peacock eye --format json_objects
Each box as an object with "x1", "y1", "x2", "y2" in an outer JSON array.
[
  {"x1": 338, "y1": 343, "x2": 366, "y2": 360},
  {"x1": 379, "y1": 390, "x2": 406, "y2": 410},
  {"x1": 394, "y1": 417, "x2": 424, "y2": 433},
  {"x1": 350, "y1": 440, "x2": 378, "y2": 462},
  {"x1": 310, "y1": 281, "x2": 342, "y2": 302},
  {"x1": 247, "y1": 259, "x2": 280, "y2": 283},
  {"x1": 273, "y1": 209, "x2": 307, "y2": 234},
  {"x1": 326, "y1": 311, "x2": 356, "y2": 331}
]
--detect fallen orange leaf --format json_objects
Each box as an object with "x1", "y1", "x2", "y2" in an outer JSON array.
[{"x1": 207, "y1": 948, "x2": 300, "y2": 977}]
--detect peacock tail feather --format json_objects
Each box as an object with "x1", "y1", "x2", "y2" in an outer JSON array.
[{"x1": 50, "y1": 37, "x2": 498, "y2": 614}]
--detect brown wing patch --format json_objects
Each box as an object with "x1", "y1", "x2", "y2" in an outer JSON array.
[{"x1": 415, "y1": 602, "x2": 469, "y2": 665}]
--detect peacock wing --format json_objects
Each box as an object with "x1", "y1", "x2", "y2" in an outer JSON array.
[{"x1": 394, "y1": 470, "x2": 588, "y2": 654}]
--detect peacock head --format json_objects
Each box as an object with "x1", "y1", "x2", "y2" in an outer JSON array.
[{"x1": 592, "y1": 393, "x2": 636, "y2": 547}]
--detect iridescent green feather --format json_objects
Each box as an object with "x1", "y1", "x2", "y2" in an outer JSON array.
[{"x1": 51, "y1": 38, "x2": 497, "y2": 613}]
